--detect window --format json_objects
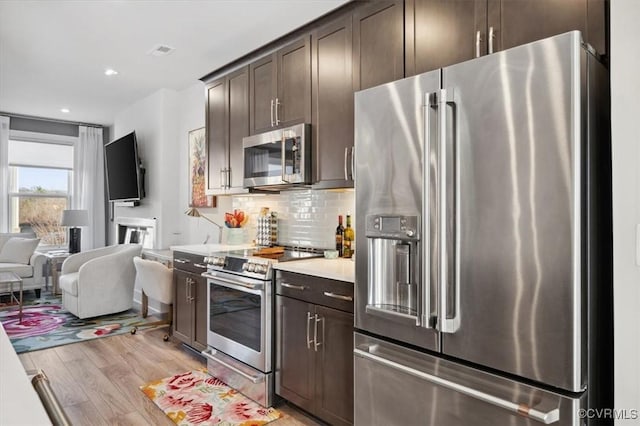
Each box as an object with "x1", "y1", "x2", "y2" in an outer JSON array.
[{"x1": 8, "y1": 138, "x2": 74, "y2": 246}]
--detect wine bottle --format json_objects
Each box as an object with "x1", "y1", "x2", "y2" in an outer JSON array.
[
  {"x1": 343, "y1": 214, "x2": 354, "y2": 258},
  {"x1": 335, "y1": 215, "x2": 344, "y2": 257}
]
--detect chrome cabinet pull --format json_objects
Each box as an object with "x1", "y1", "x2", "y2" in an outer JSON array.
[
  {"x1": 323, "y1": 291, "x2": 353, "y2": 302},
  {"x1": 355, "y1": 347, "x2": 560, "y2": 424},
  {"x1": 220, "y1": 168, "x2": 226, "y2": 189},
  {"x1": 174, "y1": 259, "x2": 188, "y2": 264},
  {"x1": 488, "y1": 26, "x2": 495, "y2": 54},
  {"x1": 313, "y1": 314, "x2": 323, "y2": 351},
  {"x1": 306, "y1": 312, "x2": 314, "y2": 349},
  {"x1": 475, "y1": 31, "x2": 482, "y2": 58},
  {"x1": 194, "y1": 263, "x2": 207, "y2": 269},
  {"x1": 275, "y1": 97, "x2": 281, "y2": 125},
  {"x1": 281, "y1": 282, "x2": 305, "y2": 291},
  {"x1": 270, "y1": 99, "x2": 274, "y2": 127}
]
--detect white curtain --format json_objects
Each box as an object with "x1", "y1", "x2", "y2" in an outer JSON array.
[
  {"x1": 74, "y1": 126, "x2": 106, "y2": 249},
  {"x1": 0, "y1": 116, "x2": 9, "y2": 232}
]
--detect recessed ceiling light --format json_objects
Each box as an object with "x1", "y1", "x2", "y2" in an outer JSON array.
[
  {"x1": 60, "y1": 108, "x2": 70, "y2": 113},
  {"x1": 105, "y1": 68, "x2": 119, "y2": 76}
]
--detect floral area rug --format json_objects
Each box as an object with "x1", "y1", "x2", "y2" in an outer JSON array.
[
  {"x1": 0, "y1": 293, "x2": 157, "y2": 353},
  {"x1": 141, "y1": 369, "x2": 282, "y2": 426}
]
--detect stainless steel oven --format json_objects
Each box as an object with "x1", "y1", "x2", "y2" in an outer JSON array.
[
  {"x1": 201, "y1": 254, "x2": 274, "y2": 407},
  {"x1": 243, "y1": 123, "x2": 311, "y2": 189},
  {"x1": 205, "y1": 269, "x2": 271, "y2": 372}
]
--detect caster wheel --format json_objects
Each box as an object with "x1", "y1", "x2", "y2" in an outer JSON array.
[
  {"x1": 131, "y1": 327, "x2": 137, "y2": 335},
  {"x1": 163, "y1": 334, "x2": 169, "y2": 342}
]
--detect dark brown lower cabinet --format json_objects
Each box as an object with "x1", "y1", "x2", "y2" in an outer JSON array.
[
  {"x1": 276, "y1": 272, "x2": 354, "y2": 426},
  {"x1": 173, "y1": 252, "x2": 208, "y2": 352}
]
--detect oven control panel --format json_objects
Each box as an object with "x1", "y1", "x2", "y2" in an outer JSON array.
[{"x1": 204, "y1": 255, "x2": 272, "y2": 280}]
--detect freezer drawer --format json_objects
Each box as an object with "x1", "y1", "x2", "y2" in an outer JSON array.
[{"x1": 354, "y1": 333, "x2": 584, "y2": 426}]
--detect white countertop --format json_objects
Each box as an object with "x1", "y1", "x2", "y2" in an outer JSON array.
[
  {"x1": 169, "y1": 243, "x2": 254, "y2": 256},
  {"x1": 0, "y1": 323, "x2": 52, "y2": 425},
  {"x1": 274, "y1": 258, "x2": 355, "y2": 283}
]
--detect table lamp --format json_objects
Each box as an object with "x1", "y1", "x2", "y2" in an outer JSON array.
[
  {"x1": 185, "y1": 207, "x2": 223, "y2": 243},
  {"x1": 61, "y1": 209, "x2": 89, "y2": 253}
]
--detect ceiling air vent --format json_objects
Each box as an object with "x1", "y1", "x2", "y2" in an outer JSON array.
[{"x1": 147, "y1": 44, "x2": 175, "y2": 57}]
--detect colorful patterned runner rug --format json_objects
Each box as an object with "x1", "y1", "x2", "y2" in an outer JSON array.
[
  {"x1": 0, "y1": 293, "x2": 157, "y2": 353},
  {"x1": 141, "y1": 369, "x2": 282, "y2": 425}
]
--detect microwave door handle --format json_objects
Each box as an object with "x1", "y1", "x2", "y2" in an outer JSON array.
[
  {"x1": 351, "y1": 146, "x2": 355, "y2": 181},
  {"x1": 344, "y1": 147, "x2": 349, "y2": 181},
  {"x1": 281, "y1": 131, "x2": 289, "y2": 183}
]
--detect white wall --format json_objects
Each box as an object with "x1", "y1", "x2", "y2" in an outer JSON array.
[
  {"x1": 176, "y1": 81, "x2": 232, "y2": 245},
  {"x1": 111, "y1": 88, "x2": 181, "y2": 249},
  {"x1": 611, "y1": 1, "x2": 640, "y2": 423}
]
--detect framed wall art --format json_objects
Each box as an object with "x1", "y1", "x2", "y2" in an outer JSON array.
[{"x1": 188, "y1": 127, "x2": 215, "y2": 208}]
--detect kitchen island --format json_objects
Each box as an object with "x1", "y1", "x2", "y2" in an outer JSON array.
[{"x1": 0, "y1": 322, "x2": 51, "y2": 425}]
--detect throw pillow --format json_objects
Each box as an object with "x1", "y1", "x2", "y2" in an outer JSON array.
[{"x1": 0, "y1": 237, "x2": 40, "y2": 264}]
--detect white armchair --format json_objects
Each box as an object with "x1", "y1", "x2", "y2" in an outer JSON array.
[{"x1": 59, "y1": 244, "x2": 142, "y2": 319}]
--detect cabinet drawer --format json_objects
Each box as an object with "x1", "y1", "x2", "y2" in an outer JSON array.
[
  {"x1": 276, "y1": 271, "x2": 354, "y2": 313},
  {"x1": 172, "y1": 251, "x2": 208, "y2": 275}
]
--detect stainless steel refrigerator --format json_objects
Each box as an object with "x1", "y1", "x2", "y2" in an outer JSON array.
[{"x1": 354, "y1": 31, "x2": 612, "y2": 425}]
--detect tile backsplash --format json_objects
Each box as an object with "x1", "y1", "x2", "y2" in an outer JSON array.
[{"x1": 232, "y1": 189, "x2": 355, "y2": 249}]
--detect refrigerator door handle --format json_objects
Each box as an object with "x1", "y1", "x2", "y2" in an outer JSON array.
[
  {"x1": 438, "y1": 88, "x2": 461, "y2": 333},
  {"x1": 421, "y1": 92, "x2": 437, "y2": 329},
  {"x1": 354, "y1": 347, "x2": 560, "y2": 424}
]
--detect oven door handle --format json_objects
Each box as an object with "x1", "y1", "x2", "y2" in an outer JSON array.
[
  {"x1": 201, "y1": 348, "x2": 264, "y2": 384},
  {"x1": 203, "y1": 273, "x2": 263, "y2": 292}
]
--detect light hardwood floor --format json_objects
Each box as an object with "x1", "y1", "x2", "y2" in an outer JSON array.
[{"x1": 18, "y1": 326, "x2": 322, "y2": 426}]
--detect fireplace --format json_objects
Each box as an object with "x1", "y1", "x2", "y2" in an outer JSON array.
[{"x1": 114, "y1": 217, "x2": 156, "y2": 249}]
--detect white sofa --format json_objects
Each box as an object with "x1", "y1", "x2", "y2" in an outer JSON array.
[
  {"x1": 59, "y1": 244, "x2": 142, "y2": 319},
  {"x1": 0, "y1": 232, "x2": 46, "y2": 297}
]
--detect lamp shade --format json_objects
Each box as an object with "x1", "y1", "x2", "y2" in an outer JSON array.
[
  {"x1": 184, "y1": 207, "x2": 203, "y2": 218},
  {"x1": 61, "y1": 209, "x2": 89, "y2": 227}
]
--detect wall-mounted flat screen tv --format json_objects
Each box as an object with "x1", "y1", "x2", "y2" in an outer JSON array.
[{"x1": 104, "y1": 131, "x2": 144, "y2": 202}]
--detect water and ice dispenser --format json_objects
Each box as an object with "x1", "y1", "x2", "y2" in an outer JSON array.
[{"x1": 366, "y1": 215, "x2": 421, "y2": 322}]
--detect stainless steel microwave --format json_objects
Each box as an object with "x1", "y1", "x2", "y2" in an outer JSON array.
[{"x1": 243, "y1": 123, "x2": 311, "y2": 189}]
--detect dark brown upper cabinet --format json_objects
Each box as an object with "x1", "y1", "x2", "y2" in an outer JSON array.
[
  {"x1": 206, "y1": 66, "x2": 249, "y2": 195},
  {"x1": 311, "y1": 13, "x2": 355, "y2": 189},
  {"x1": 405, "y1": 0, "x2": 486, "y2": 76},
  {"x1": 353, "y1": 0, "x2": 405, "y2": 91},
  {"x1": 206, "y1": 78, "x2": 227, "y2": 193},
  {"x1": 488, "y1": 0, "x2": 588, "y2": 53},
  {"x1": 406, "y1": 0, "x2": 607, "y2": 76},
  {"x1": 249, "y1": 36, "x2": 311, "y2": 135}
]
